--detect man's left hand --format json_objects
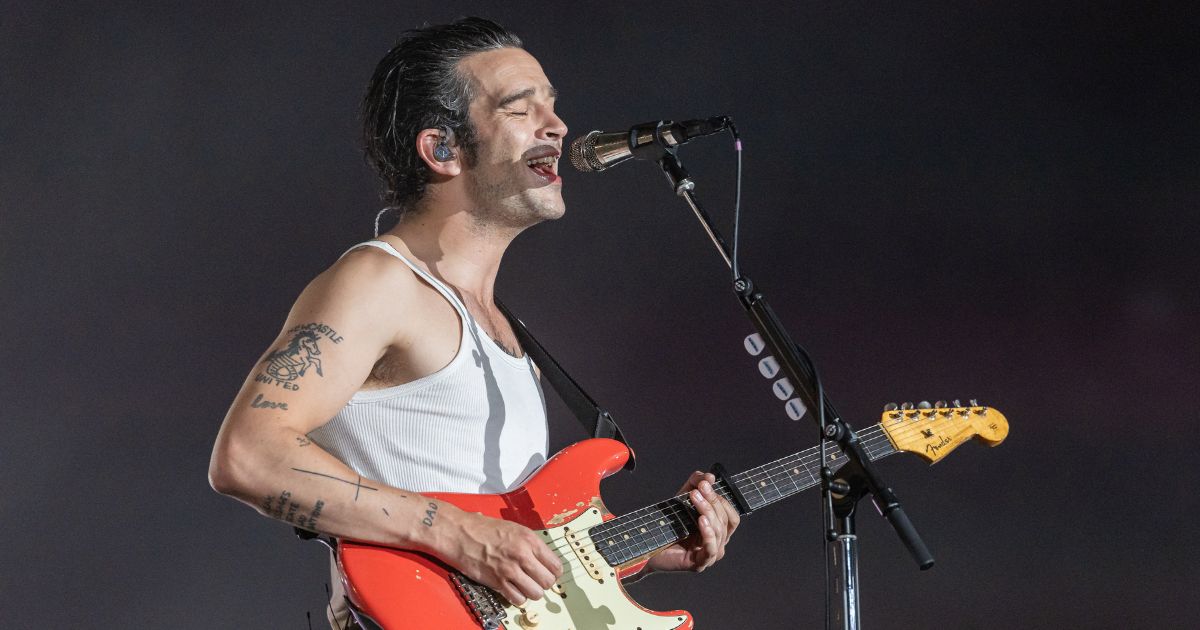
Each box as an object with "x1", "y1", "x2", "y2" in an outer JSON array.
[{"x1": 644, "y1": 471, "x2": 741, "y2": 574}]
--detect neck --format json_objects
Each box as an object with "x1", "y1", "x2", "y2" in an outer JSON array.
[{"x1": 383, "y1": 203, "x2": 521, "y2": 301}]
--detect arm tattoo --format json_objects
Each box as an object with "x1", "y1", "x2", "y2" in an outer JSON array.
[
  {"x1": 295, "y1": 436, "x2": 312, "y2": 447},
  {"x1": 422, "y1": 501, "x2": 439, "y2": 527},
  {"x1": 291, "y1": 467, "x2": 378, "y2": 501},
  {"x1": 249, "y1": 393, "x2": 289, "y2": 410},
  {"x1": 262, "y1": 489, "x2": 326, "y2": 532},
  {"x1": 254, "y1": 323, "x2": 343, "y2": 392}
]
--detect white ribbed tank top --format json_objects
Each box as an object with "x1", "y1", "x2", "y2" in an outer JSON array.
[{"x1": 308, "y1": 240, "x2": 548, "y2": 494}]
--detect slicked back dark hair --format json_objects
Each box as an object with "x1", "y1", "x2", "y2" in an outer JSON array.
[{"x1": 362, "y1": 17, "x2": 523, "y2": 213}]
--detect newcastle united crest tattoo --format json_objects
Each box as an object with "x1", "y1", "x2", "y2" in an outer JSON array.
[{"x1": 254, "y1": 323, "x2": 343, "y2": 391}]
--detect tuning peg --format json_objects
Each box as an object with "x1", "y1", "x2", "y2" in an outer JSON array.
[
  {"x1": 952, "y1": 399, "x2": 962, "y2": 407},
  {"x1": 744, "y1": 333, "x2": 765, "y2": 356},
  {"x1": 969, "y1": 398, "x2": 979, "y2": 407},
  {"x1": 900, "y1": 402, "x2": 914, "y2": 410},
  {"x1": 883, "y1": 402, "x2": 899, "y2": 412},
  {"x1": 934, "y1": 400, "x2": 947, "y2": 409},
  {"x1": 917, "y1": 400, "x2": 932, "y2": 409},
  {"x1": 772, "y1": 378, "x2": 794, "y2": 401}
]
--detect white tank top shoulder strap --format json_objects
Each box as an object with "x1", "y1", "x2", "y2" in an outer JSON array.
[{"x1": 340, "y1": 240, "x2": 469, "y2": 319}]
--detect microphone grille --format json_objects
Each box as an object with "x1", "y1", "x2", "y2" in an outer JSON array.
[{"x1": 568, "y1": 131, "x2": 604, "y2": 172}]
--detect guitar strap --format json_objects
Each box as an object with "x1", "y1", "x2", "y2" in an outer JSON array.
[{"x1": 496, "y1": 299, "x2": 636, "y2": 471}]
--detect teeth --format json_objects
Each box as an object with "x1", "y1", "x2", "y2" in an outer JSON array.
[{"x1": 525, "y1": 156, "x2": 557, "y2": 166}]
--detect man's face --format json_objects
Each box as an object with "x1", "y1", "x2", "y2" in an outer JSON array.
[{"x1": 456, "y1": 47, "x2": 568, "y2": 228}]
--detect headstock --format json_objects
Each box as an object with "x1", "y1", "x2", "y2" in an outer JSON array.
[{"x1": 879, "y1": 400, "x2": 1008, "y2": 464}]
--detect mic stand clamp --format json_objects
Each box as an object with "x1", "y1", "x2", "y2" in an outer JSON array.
[{"x1": 648, "y1": 143, "x2": 934, "y2": 630}]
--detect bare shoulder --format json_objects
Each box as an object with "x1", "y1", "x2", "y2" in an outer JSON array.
[{"x1": 290, "y1": 246, "x2": 424, "y2": 330}]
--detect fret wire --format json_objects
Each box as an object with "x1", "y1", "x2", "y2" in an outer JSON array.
[{"x1": 591, "y1": 428, "x2": 900, "y2": 560}]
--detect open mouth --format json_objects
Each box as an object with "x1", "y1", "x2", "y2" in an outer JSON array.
[{"x1": 525, "y1": 155, "x2": 560, "y2": 183}]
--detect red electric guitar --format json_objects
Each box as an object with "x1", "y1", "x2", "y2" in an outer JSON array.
[{"x1": 336, "y1": 403, "x2": 1008, "y2": 629}]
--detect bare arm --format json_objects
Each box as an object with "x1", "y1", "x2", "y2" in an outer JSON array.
[{"x1": 208, "y1": 249, "x2": 560, "y2": 604}]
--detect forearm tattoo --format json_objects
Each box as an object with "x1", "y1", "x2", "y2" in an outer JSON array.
[
  {"x1": 290, "y1": 467, "x2": 378, "y2": 501},
  {"x1": 260, "y1": 490, "x2": 326, "y2": 532},
  {"x1": 422, "y1": 501, "x2": 439, "y2": 527}
]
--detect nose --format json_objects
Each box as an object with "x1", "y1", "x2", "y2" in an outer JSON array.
[{"x1": 539, "y1": 109, "x2": 568, "y2": 143}]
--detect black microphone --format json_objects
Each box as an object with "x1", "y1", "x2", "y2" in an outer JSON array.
[{"x1": 569, "y1": 116, "x2": 731, "y2": 172}]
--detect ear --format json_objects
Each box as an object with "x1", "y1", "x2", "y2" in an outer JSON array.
[{"x1": 415, "y1": 128, "x2": 461, "y2": 176}]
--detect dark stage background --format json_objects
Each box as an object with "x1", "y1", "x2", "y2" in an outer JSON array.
[{"x1": 3, "y1": 2, "x2": 1198, "y2": 628}]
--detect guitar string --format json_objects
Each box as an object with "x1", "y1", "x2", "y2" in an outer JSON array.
[
  {"x1": 556, "y1": 429, "x2": 897, "y2": 564},
  {"x1": 586, "y1": 428, "x2": 892, "y2": 547},
  {"x1": 476, "y1": 413, "x2": 990, "y2": 597},
  {"x1": 590, "y1": 410, "x2": 988, "y2": 561},
  {"x1": 538, "y1": 410, "x2": 983, "y2": 555},
  {"x1": 540, "y1": 411, "x2": 987, "y2": 572}
]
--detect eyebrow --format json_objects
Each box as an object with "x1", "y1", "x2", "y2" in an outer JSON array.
[{"x1": 496, "y1": 85, "x2": 558, "y2": 110}]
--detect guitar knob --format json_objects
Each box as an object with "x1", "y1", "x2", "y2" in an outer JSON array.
[
  {"x1": 934, "y1": 400, "x2": 947, "y2": 409},
  {"x1": 952, "y1": 399, "x2": 962, "y2": 408},
  {"x1": 917, "y1": 400, "x2": 932, "y2": 409},
  {"x1": 969, "y1": 399, "x2": 979, "y2": 407},
  {"x1": 517, "y1": 610, "x2": 541, "y2": 628},
  {"x1": 900, "y1": 402, "x2": 914, "y2": 410},
  {"x1": 883, "y1": 402, "x2": 899, "y2": 412}
]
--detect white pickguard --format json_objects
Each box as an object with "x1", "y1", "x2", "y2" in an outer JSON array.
[{"x1": 497, "y1": 508, "x2": 687, "y2": 630}]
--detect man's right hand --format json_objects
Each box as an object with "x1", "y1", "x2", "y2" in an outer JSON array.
[{"x1": 436, "y1": 508, "x2": 564, "y2": 606}]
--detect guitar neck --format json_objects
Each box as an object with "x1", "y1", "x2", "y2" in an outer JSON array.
[{"x1": 591, "y1": 424, "x2": 898, "y2": 567}]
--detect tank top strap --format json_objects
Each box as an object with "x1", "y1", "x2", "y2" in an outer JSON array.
[{"x1": 340, "y1": 240, "x2": 470, "y2": 319}]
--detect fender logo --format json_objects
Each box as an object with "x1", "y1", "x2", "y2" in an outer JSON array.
[{"x1": 925, "y1": 435, "x2": 953, "y2": 457}]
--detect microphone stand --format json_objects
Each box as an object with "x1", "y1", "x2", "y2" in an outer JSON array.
[{"x1": 636, "y1": 124, "x2": 934, "y2": 629}]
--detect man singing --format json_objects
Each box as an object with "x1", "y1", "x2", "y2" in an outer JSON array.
[{"x1": 208, "y1": 17, "x2": 738, "y2": 628}]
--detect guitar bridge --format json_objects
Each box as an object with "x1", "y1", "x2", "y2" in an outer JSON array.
[{"x1": 450, "y1": 572, "x2": 508, "y2": 629}]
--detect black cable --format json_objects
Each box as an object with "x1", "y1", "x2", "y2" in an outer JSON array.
[{"x1": 729, "y1": 123, "x2": 743, "y2": 282}]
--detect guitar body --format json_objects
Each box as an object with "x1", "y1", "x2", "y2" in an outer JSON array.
[{"x1": 337, "y1": 438, "x2": 693, "y2": 630}]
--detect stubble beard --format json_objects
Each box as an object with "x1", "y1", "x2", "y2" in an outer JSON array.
[{"x1": 464, "y1": 160, "x2": 565, "y2": 232}]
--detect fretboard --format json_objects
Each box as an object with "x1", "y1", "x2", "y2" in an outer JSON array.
[{"x1": 591, "y1": 425, "x2": 898, "y2": 567}]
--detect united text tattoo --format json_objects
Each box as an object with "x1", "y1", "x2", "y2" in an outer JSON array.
[
  {"x1": 250, "y1": 393, "x2": 288, "y2": 410},
  {"x1": 254, "y1": 323, "x2": 343, "y2": 391},
  {"x1": 291, "y1": 467, "x2": 378, "y2": 501},
  {"x1": 422, "y1": 501, "x2": 439, "y2": 527}
]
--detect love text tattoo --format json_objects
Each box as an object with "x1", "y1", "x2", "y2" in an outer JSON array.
[
  {"x1": 291, "y1": 467, "x2": 378, "y2": 501},
  {"x1": 250, "y1": 393, "x2": 288, "y2": 410},
  {"x1": 422, "y1": 501, "x2": 439, "y2": 527},
  {"x1": 254, "y1": 323, "x2": 343, "y2": 391}
]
